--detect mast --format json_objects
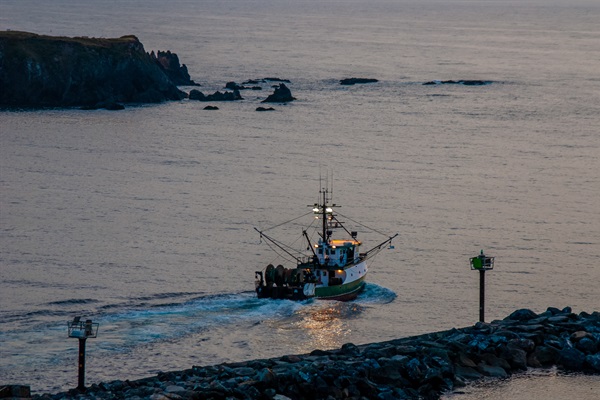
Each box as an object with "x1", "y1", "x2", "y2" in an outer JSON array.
[{"x1": 322, "y1": 188, "x2": 327, "y2": 242}]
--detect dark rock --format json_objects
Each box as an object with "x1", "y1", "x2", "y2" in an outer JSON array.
[
  {"x1": 256, "y1": 106, "x2": 275, "y2": 112},
  {"x1": 310, "y1": 349, "x2": 332, "y2": 356},
  {"x1": 576, "y1": 337, "x2": 597, "y2": 354},
  {"x1": 532, "y1": 345, "x2": 559, "y2": 366},
  {"x1": 151, "y1": 50, "x2": 198, "y2": 86},
  {"x1": 262, "y1": 83, "x2": 296, "y2": 103},
  {"x1": 280, "y1": 355, "x2": 302, "y2": 363},
  {"x1": 500, "y1": 345, "x2": 527, "y2": 370},
  {"x1": 585, "y1": 354, "x2": 600, "y2": 372},
  {"x1": 546, "y1": 307, "x2": 563, "y2": 315},
  {"x1": 340, "y1": 342, "x2": 361, "y2": 356},
  {"x1": 506, "y1": 309, "x2": 539, "y2": 321},
  {"x1": 480, "y1": 353, "x2": 511, "y2": 371},
  {"x1": 189, "y1": 89, "x2": 242, "y2": 101},
  {"x1": 264, "y1": 77, "x2": 291, "y2": 83},
  {"x1": 0, "y1": 385, "x2": 31, "y2": 398},
  {"x1": 189, "y1": 89, "x2": 205, "y2": 100},
  {"x1": 477, "y1": 364, "x2": 508, "y2": 378},
  {"x1": 203, "y1": 105, "x2": 219, "y2": 110},
  {"x1": 423, "y1": 80, "x2": 491, "y2": 86},
  {"x1": 232, "y1": 367, "x2": 255, "y2": 377},
  {"x1": 225, "y1": 81, "x2": 242, "y2": 90},
  {"x1": 101, "y1": 102, "x2": 125, "y2": 110},
  {"x1": 454, "y1": 365, "x2": 483, "y2": 381},
  {"x1": 558, "y1": 346, "x2": 587, "y2": 371},
  {"x1": 340, "y1": 77, "x2": 379, "y2": 85},
  {"x1": 570, "y1": 331, "x2": 593, "y2": 342},
  {"x1": 457, "y1": 352, "x2": 478, "y2": 368},
  {"x1": 0, "y1": 31, "x2": 186, "y2": 108}
]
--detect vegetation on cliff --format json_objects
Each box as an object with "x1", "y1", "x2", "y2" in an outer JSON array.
[{"x1": 0, "y1": 31, "x2": 186, "y2": 108}]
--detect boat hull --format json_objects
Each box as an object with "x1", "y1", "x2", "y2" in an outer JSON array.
[
  {"x1": 256, "y1": 260, "x2": 368, "y2": 301},
  {"x1": 314, "y1": 275, "x2": 366, "y2": 301}
]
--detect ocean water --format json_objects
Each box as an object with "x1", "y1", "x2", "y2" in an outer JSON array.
[{"x1": 1, "y1": 0, "x2": 599, "y2": 396}]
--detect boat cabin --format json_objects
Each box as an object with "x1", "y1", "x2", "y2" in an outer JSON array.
[{"x1": 315, "y1": 238, "x2": 361, "y2": 267}]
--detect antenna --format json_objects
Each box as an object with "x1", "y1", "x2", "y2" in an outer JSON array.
[{"x1": 331, "y1": 169, "x2": 334, "y2": 203}]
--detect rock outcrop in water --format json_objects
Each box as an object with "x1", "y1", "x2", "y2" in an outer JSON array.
[
  {"x1": 340, "y1": 77, "x2": 379, "y2": 85},
  {"x1": 150, "y1": 50, "x2": 198, "y2": 86},
  {"x1": 0, "y1": 31, "x2": 186, "y2": 108},
  {"x1": 28, "y1": 307, "x2": 598, "y2": 400},
  {"x1": 261, "y1": 83, "x2": 296, "y2": 103},
  {"x1": 188, "y1": 89, "x2": 243, "y2": 101},
  {"x1": 422, "y1": 80, "x2": 491, "y2": 86}
]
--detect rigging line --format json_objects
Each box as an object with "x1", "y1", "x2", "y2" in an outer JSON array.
[
  {"x1": 260, "y1": 211, "x2": 314, "y2": 232},
  {"x1": 335, "y1": 211, "x2": 390, "y2": 237},
  {"x1": 264, "y1": 239, "x2": 297, "y2": 265},
  {"x1": 283, "y1": 215, "x2": 319, "y2": 253},
  {"x1": 267, "y1": 235, "x2": 306, "y2": 256}
]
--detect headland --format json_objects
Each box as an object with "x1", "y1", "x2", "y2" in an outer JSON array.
[{"x1": 0, "y1": 31, "x2": 187, "y2": 109}]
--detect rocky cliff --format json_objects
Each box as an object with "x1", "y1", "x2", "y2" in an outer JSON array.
[{"x1": 0, "y1": 31, "x2": 186, "y2": 108}]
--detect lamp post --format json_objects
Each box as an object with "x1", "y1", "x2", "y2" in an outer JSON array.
[
  {"x1": 68, "y1": 317, "x2": 99, "y2": 391},
  {"x1": 470, "y1": 250, "x2": 495, "y2": 322}
]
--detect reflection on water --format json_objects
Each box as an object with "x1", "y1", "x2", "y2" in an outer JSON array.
[
  {"x1": 294, "y1": 302, "x2": 364, "y2": 350},
  {"x1": 266, "y1": 301, "x2": 366, "y2": 351}
]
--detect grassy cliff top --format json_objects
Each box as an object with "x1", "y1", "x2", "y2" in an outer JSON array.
[
  {"x1": 0, "y1": 31, "x2": 144, "y2": 61},
  {"x1": 0, "y1": 31, "x2": 139, "y2": 47}
]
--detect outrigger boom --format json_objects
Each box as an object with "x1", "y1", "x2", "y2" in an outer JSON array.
[{"x1": 254, "y1": 187, "x2": 397, "y2": 301}]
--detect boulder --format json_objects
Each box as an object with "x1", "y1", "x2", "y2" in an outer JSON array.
[
  {"x1": 506, "y1": 309, "x2": 538, "y2": 322},
  {"x1": 477, "y1": 364, "x2": 508, "y2": 378},
  {"x1": 585, "y1": 354, "x2": 600, "y2": 372},
  {"x1": 558, "y1": 347, "x2": 586, "y2": 371}
]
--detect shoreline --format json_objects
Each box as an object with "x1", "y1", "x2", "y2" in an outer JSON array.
[{"x1": 6, "y1": 307, "x2": 596, "y2": 399}]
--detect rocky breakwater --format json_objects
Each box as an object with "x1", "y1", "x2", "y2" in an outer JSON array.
[
  {"x1": 31, "y1": 307, "x2": 599, "y2": 400},
  {"x1": 0, "y1": 31, "x2": 186, "y2": 108}
]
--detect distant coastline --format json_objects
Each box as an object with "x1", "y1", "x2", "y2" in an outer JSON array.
[{"x1": 17, "y1": 307, "x2": 598, "y2": 400}]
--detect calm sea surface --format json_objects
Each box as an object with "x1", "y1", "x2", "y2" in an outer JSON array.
[{"x1": 1, "y1": 0, "x2": 599, "y2": 397}]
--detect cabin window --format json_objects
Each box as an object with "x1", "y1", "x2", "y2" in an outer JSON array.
[{"x1": 318, "y1": 249, "x2": 323, "y2": 254}]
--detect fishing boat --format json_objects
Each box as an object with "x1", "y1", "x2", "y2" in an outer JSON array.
[{"x1": 254, "y1": 186, "x2": 397, "y2": 301}]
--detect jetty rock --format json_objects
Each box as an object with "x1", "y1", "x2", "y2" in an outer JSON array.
[
  {"x1": 28, "y1": 307, "x2": 599, "y2": 400},
  {"x1": 261, "y1": 83, "x2": 296, "y2": 103},
  {"x1": 0, "y1": 31, "x2": 186, "y2": 108}
]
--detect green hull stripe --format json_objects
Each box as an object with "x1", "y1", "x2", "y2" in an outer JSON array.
[{"x1": 315, "y1": 276, "x2": 366, "y2": 299}]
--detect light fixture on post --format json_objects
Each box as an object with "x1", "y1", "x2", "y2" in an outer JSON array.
[
  {"x1": 68, "y1": 316, "x2": 99, "y2": 392},
  {"x1": 470, "y1": 250, "x2": 495, "y2": 323}
]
